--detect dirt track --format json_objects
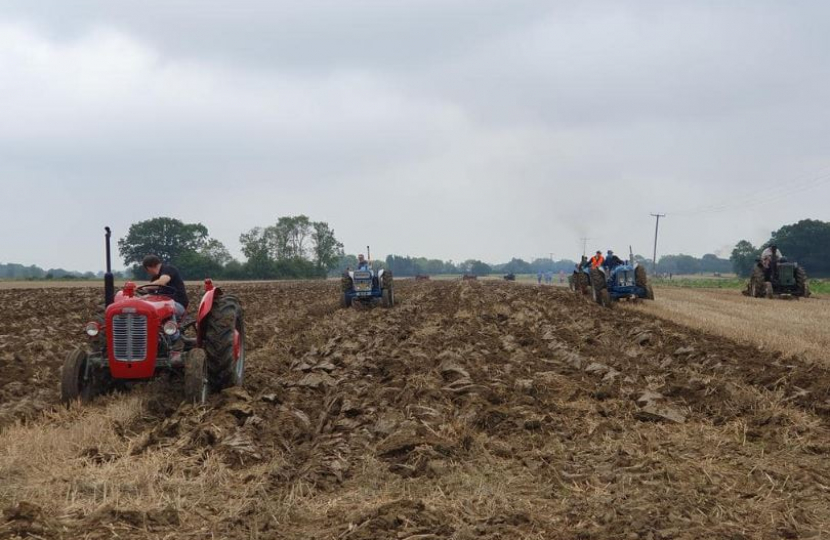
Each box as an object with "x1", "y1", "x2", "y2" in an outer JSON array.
[{"x1": 1, "y1": 281, "x2": 830, "y2": 539}]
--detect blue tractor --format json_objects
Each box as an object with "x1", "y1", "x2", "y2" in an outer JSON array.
[
  {"x1": 572, "y1": 252, "x2": 653, "y2": 307},
  {"x1": 340, "y1": 250, "x2": 394, "y2": 309},
  {"x1": 341, "y1": 267, "x2": 394, "y2": 308},
  {"x1": 587, "y1": 262, "x2": 654, "y2": 307}
]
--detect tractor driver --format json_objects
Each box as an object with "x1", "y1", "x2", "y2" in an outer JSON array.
[
  {"x1": 603, "y1": 250, "x2": 624, "y2": 271},
  {"x1": 142, "y1": 255, "x2": 189, "y2": 349},
  {"x1": 357, "y1": 254, "x2": 370, "y2": 270},
  {"x1": 760, "y1": 245, "x2": 783, "y2": 282},
  {"x1": 590, "y1": 251, "x2": 605, "y2": 269}
]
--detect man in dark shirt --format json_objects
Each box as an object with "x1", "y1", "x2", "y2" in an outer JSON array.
[{"x1": 142, "y1": 254, "x2": 188, "y2": 349}]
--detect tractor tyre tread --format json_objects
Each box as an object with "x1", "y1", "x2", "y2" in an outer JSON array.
[{"x1": 203, "y1": 294, "x2": 242, "y2": 391}]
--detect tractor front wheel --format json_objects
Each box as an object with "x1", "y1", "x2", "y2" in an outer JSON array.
[
  {"x1": 184, "y1": 349, "x2": 209, "y2": 405},
  {"x1": 203, "y1": 294, "x2": 244, "y2": 391},
  {"x1": 61, "y1": 348, "x2": 103, "y2": 404}
]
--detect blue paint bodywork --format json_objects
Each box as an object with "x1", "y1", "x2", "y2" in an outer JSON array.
[
  {"x1": 583, "y1": 263, "x2": 649, "y2": 300},
  {"x1": 344, "y1": 269, "x2": 383, "y2": 301}
]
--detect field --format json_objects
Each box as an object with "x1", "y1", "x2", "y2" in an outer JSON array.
[
  {"x1": 626, "y1": 288, "x2": 830, "y2": 365},
  {"x1": 2, "y1": 281, "x2": 830, "y2": 539}
]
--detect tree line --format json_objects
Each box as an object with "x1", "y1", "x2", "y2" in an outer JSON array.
[
  {"x1": 5, "y1": 217, "x2": 827, "y2": 281},
  {"x1": 118, "y1": 216, "x2": 343, "y2": 280}
]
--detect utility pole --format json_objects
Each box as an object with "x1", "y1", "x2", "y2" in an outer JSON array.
[{"x1": 650, "y1": 213, "x2": 666, "y2": 274}]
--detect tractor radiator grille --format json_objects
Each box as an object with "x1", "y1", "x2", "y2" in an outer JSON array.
[{"x1": 112, "y1": 314, "x2": 148, "y2": 361}]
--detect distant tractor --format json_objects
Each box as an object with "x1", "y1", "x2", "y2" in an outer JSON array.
[
  {"x1": 415, "y1": 274, "x2": 431, "y2": 281},
  {"x1": 743, "y1": 258, "x2": 810, "y2": 299},
  {"x1": 341, "y1": 249, "x2": 394, "y2": 308},
  {"x1": 503, "y1": 273, "x2": 516, "y2": 281},
  {"x1": 588, "y1": 262, "x2": 654, "y2": 308},
  {"x1": 62, "y1": 228, "x2": 245, "y2": 405},
  {"x1": 462, "y1": 274, "x2": 478, "y2": 281}
]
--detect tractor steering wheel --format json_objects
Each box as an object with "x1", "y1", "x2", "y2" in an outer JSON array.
[{"x1": 136, "y1": 284, "x2": 178, "y2": 297}]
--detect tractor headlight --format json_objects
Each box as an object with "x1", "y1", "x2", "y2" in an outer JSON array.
[
  {"x1": 85, "y1": 321, "x2": 100, "y2": 337},
  {"x1": 163, "y1": 320, "x2": 179, "y2": 336}
]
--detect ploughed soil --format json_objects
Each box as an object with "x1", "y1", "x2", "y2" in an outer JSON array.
[{"x1": 1, "y1": 281, "x2": 830, "y2": 539}]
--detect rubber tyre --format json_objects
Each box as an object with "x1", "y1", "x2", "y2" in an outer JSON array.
[
  {"x1": 61, "y1": 348, "x2": 101, "y2": 404},
  {"x1": 635, "y1": 265, "x2": 648, "y2": 288},
  {"x1": 203, "y1": 294, "x2": 243, "y2": 391},
  {"x1": 795, "y1": 265, "x2": 811, "y2": 297},
  {"x1": 382, "y1": 288, "x2": 394, "y2": 308},
  {"x1": 590, "y1": 267, "x2": 607, "y2": 294},
  {"x1": 764, "y1": 282, "x2": 774, "y2": 299},
  {"x1": 747, "y1": 266, "x2": 765, "y2": 298},
  {"x1": 341, "y1": 293, "x2": 352, "y2": 308},
  {"x1": 645, "y1": 284, "x2": 655, "y2": 300},
  {"x1": 184, "y1": 349, "x2": 209, "y2": 405}
]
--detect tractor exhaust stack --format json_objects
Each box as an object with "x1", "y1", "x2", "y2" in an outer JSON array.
[{"x1": 104, "y1": 226, "x2": 114, "y2": 307}]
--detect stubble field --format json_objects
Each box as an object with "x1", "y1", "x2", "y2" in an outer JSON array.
[{"x1": 1, "y1": 280, "x2": 829, "y2": 539}]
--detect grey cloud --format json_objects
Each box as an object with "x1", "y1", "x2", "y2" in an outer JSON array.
[{"x1": 1, "y1": 1, "x2": 829, "y2": 271}]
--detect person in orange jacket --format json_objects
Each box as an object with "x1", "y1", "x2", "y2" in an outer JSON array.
[{"x1": 590, "y1": 250, "x2": 605, "y2": 269}]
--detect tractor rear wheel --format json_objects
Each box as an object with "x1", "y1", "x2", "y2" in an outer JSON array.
[
  {"x1": 764, "y1": 282, "x2": 774, "y2": 299},
  {"x1": 203, "y1": 294, "x2": 244, "y2": 391},
  {"x1": 795, "y1": 266, "x2": 811, "y2": 297},
  {"x1": 747, "y1": 266, "x2": 765, "y2": 298},
  {"x1": 61, "y1": 348, "x2": 103, "y2": 404},
  {"x1": 184, "y1": 349, "x2": 209, "y2": 404},
  {"x1": 382, "y1": 288, "x2": 394, "y2": 308},
  {"x1": 645, "y1": 284, "x2": 655, "y2": 300},
  {"x1": 635, "y1": 265, "x2": 648, "y2": 288},
  {"x1": 341, "y1": 293, "x2": 352, "y2": 308}
]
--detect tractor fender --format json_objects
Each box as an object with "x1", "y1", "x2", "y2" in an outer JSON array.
[{"x1": 197, "y1": 287, "x2": 223, "y2": 345}]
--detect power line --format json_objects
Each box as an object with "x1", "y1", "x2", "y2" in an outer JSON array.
[{"x1": 668, "y1": 166, "x2": 830, "y2": 217}]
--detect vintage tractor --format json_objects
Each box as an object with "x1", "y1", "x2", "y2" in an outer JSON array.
[
  {"x1": 503, "y1": 273, "x2": 516, "y2": 281},
  {"x1": 588, "y1": 262, "x2": 654, "y2": 308},
  {"x1": 743, "y1": 258, "x2": 810, "y2": 299},
  {"x1": 341, "y1": 249, "x2": 394, "y2": 308},
  {"x1": 61, "y1": 227, "x2": 245, "y2": 405}
]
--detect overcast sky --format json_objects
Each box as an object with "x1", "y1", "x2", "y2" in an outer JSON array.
[{"x1": 2, "y1": 0, "x2": 829, "y2": 271}]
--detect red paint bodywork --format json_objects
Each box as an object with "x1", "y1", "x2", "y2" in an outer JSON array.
[
  {"x1": 101, "y1": 280, "x2": 237, "y2": 380},
  {"x1": 197, "y1": 288, "x2": 219, "y2": 346},
  {"x1": 106, "y1": 291, "x2": 177, "y2": 379}
]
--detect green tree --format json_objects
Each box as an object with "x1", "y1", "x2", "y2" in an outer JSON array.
[
  {"x1": 264, "y1": 215, "x2": 312, "y2": 260},
  {"x1": 311, "y1": 221, "x2": 344, "y2": 273},
  {"x1": 469, "y1": 260, "x2": 492, "y2": 276},
  {"x1": 118, "y1": 217, "x2": 209, "y2": 266},
  {"x1": 730, "y1": 240, "x2": 759, "y2": 278},
  {"x1": 768, "y1": 219, "x2": 830, "y2": 276}
]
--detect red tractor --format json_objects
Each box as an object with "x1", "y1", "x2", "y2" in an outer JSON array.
[{"x1": 61, "y1": 227, "x2": 245, "y2": 405}]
